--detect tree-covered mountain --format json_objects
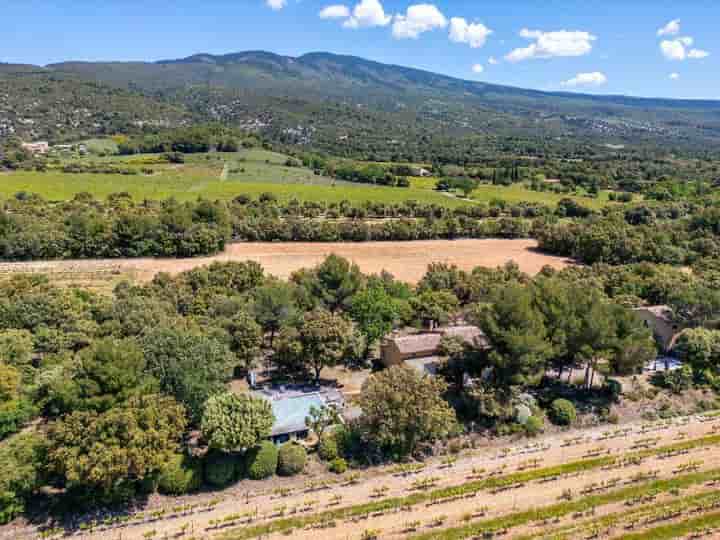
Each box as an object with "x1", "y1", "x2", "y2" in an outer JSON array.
[{"x1": 3, "y1": 51, "x2": 720, "y2": 159}]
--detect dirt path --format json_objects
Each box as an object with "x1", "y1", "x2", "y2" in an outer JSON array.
[
  {"x1": 33, "y1": 414, "x2": 716, "y2": 540},
  {"x1": 0, "y1": 239, "x2": 573, "y2": 284}
]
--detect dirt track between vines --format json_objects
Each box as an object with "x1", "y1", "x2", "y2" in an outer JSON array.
[
  {"x1": 20, "y1": 414, "x2": 716, "y2": 540},
  {"x1": 0, "y1": 239, "x2": 573, "y2": 285}
]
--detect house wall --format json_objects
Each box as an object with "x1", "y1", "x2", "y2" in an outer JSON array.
[{"x1": 635, "y1": 311, "x2": 677, "y2": 352}]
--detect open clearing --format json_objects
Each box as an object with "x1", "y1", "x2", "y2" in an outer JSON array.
[{"x1": 0, "y1": 239, "x2": 573, "y2": 285}]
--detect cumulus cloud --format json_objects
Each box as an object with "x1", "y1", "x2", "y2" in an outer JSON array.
[
  {"x1": 561, "y1": 71, "x2": 608, "y2": 88},
  {"x1": 343, "y1": 0, "x2": 391, "y2": 28},
  {"x1": 472, "y1": 64, "x2": 484, "y2": 74},
  {"x1": 266, "y1": 0, "x2": 286, "y2": 10},
  {"x1": 488, "y1": 56, "x2": 499, "y2": 65},
  {"x1": 660, "y1": 39, "x2": 688, "y2": 60},
  {"x1": 657, "y1": 19, "x2": 681, "y2": 37},
  {"x1": 660, "y1": 36, "x2": 709, "y2": 61},
  {"x1": 669, "y1": 72, "x2": 680, "y2": 80},
  {"x1": 449, "y1": 17, "x2": 493, "y2": 48},
  {"x1": 319, "y1": 4, "x2": 350, "y2": 19},
  {"x1": 392, "y1": 4, "x2": 447, "y2": 39},
  {"x1": 505, "y1": 29, "x2": 596, "y2": 62},
  {"x1": 688, "y1": 48, "x2": 710, "y2": 59}
]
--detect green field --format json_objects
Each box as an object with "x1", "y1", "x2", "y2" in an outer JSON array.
[{"x1": 2, "y1": 149, "x2": 607, "y2": 209}]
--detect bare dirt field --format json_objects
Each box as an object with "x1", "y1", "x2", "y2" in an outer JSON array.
[{"x1": 0, "y1": 239, "x2": 573, "y2": 286}]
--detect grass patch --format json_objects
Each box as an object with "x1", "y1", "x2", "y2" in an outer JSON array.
[
  {"x1": 1, "y1": 169, "x2": 468, "y2": 207},
  {"x1": 219, "y1": 435, "x2": 720, "y2": 540},
  {"x1": 8, "y1": 150, "x2": 608, "y2": 209}
]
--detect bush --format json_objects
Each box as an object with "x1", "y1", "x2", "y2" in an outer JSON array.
[
  {"x1": 524, "y1": 416, "x2": 544, "y2": 436},
  {"x1": 204, "y1": 452, "x2": 239, "y2": 487},
  {"x1": 328, "y1": 458, "x2": 348, "y2": 474},
  {"x1": 158, "y1": 454, "x2": 202, "y2": 495},
  {"x1": 549, "y1": 399, "x2": 577, "y2": 426},
  {"x1": 603, "y1": 379, "x2": 623, "y2": 402},
  {"x1": 318, "y1": 433, "x2": 339, "y2": 461},
  {"x1": 277, "y1": 443, "x2": 307, "y2": 476},
  {"x1": 245, "y1": 441, "x2": 278, "y2": 480}
]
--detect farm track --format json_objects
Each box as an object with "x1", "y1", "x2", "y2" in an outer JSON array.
[
  {"x1": 0, "y1": 239, "x2": 573, "y2": 285},
  {"x1": 20, "y1": 413, "x2": 718, "y2": 540}
]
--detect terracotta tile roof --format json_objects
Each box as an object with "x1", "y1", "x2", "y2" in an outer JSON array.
[{"x1": 387, "y1": 325, "x2": 488, "y2": 355}]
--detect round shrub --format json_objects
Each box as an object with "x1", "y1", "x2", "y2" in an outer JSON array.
[
  {"x1": 514, "y1": 404, "x2": 532, "y2": 425},
  {"x1": 204, "y1": 452, "x2": 239, "y2": 487},
  {"x1": 245, "y1": 441, "x2": 279, "y2": 480},
  {"x1": 158, "y1": 454, "x2": 202, "y2": 495},
  {"x1": 524, "y1": 416, "x2": 544, "y2": 436},
  {"x1": 318, "y1": 433, "x2": 339, "y2": 462},
  {"x1": 604, "y1": 379, "x2": 623, "y2": 402},
  {"x1": 277, "y1": 443, "x2": 307, "y2": 476},
  {"x1": 549, "y1": 399, "x2": 577, "y2": 426},
  {"x1": 328, "y1": 457, "x2": 348, "y2": 474}
]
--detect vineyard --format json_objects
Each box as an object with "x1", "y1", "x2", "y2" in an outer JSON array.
[{"x1": 12, "y1": 412, "x2": 720, "y2": 540}]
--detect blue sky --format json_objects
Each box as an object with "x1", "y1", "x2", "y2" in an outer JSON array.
[{"x1": 2, "y1": 0, "x2": 718, "y2": 99}]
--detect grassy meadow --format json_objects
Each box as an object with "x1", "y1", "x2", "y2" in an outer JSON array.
[{"x1": 2, "y1": 147, "x2": 608, "y2": 209}]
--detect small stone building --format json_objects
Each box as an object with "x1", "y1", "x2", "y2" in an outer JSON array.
[
  {"x1": 633, "y1": 305, "x2": 681, "y2": 353},
  {"x1": 380, "y1": 325, "x2": 488, "y2": 368}
]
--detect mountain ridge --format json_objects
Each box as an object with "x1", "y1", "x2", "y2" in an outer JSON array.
[{"x1": 44, "y1": 50, "x2": 720, "y2": 108}]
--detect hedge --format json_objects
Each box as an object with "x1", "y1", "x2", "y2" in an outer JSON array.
[
  {"x1": 158, "y1": 454, "x2": 202, "y2": 495},
  {"x1": 246, "y1": 441, "x2": 279, "y2": 480},
  {"x1": 277, "y1": 443, "x2": 307, "y2": 476}
]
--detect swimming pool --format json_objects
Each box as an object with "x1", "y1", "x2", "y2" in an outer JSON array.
[{"x1": 267, "y1": 393, "x2": 327, "y2": 438}]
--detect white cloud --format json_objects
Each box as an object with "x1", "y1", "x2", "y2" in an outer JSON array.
[
  {"x1": 343, "y1": 0, "x2": 391, "y2": 28},
  {"x1": 472, "y1": 64, "x2": 484, "y2": 74},
  {"x1": 561, "y1": 71, "x2": 607, "y2": 88},
  {"x1": 505, "y1": 29, "x2": 596, "y2": 62},
  {"x1": 669, "y1": 72, "x2": 680, "y2": 80},
  {"x1": 657, "y1": 19, "x2": 681, "y2": 37},
  {"x1": 660, "y1": 36, "x2": 709, "y2": 61},
  {"x1": 660, "y1": 39, "x2": 688, "y2": 60},
  {"x1": 266, "y1": 0, "x2": 286, "y2": 10},
  {"x1": 392, "y1": 4, "x2": 447, "y2": 40},
  {"x1": 488, "y1": 56, "x2": 499, "y2": 65},
  {"x1": 319, "y1": 4, "x2": 350, "y2": 19},
  {"x1": 449, "y1": 17, "x2": 493, "y2": 48},
  {"x1": 688, "y1": 48, "x2": 710, "y2": 59}
]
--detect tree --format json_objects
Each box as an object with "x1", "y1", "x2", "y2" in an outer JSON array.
[
  {"x1": 357, "y1": 365, "x2": 458, "y2": 457},
  {"x1": 410, "y1": 290, "x2": 459, "y2": 329},
  {"x1": 0, "y1": 433, "x2": 46, "y2": 524},
  {"x1": 141, "y1": 327, "x2": 235, "y2": 423},
  {"x1": 46, "y1": 394, "x2": 186, "y2": 501},
  {"x1": 0, "y1": 329, "x2": 33, "y2": 372},
  {"x1": 349, "y1": 285, "x2": 399, "y2": 359},
  {"x1": 305, "y1": 404, "x2": 341, "y2": 438},
  {"x1": 675, "y1": 328, "x2": 720, "y2": 381},
  {"x1": 201, "y1": 392, "x2": 274, "y2": 452},
  {"x1": 224, "y1": 310, "x2": 262, "y2": 371},
  {"x1": 470, "y1": 284, "x2": 551, "y2": 387},
  {"x1": 305, "y1": 255, "x2": 364, "y2": 313},
  {"x1": 251, "y1": 281, "x2": 298, "y2": 346},
  {"x1": 43, "y1": 338, "x2": 155, "y2": 417},
  {"x1": 297, "y1": 310, "x2": 354, "y2": 383},
  {"x1": 0, "y1": 362, "x2": 34, "y2": 440}
]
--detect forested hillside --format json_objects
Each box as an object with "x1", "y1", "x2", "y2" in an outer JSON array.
[{"x1": 3, "y1": 51, "x2": 720, "y2": 159}]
